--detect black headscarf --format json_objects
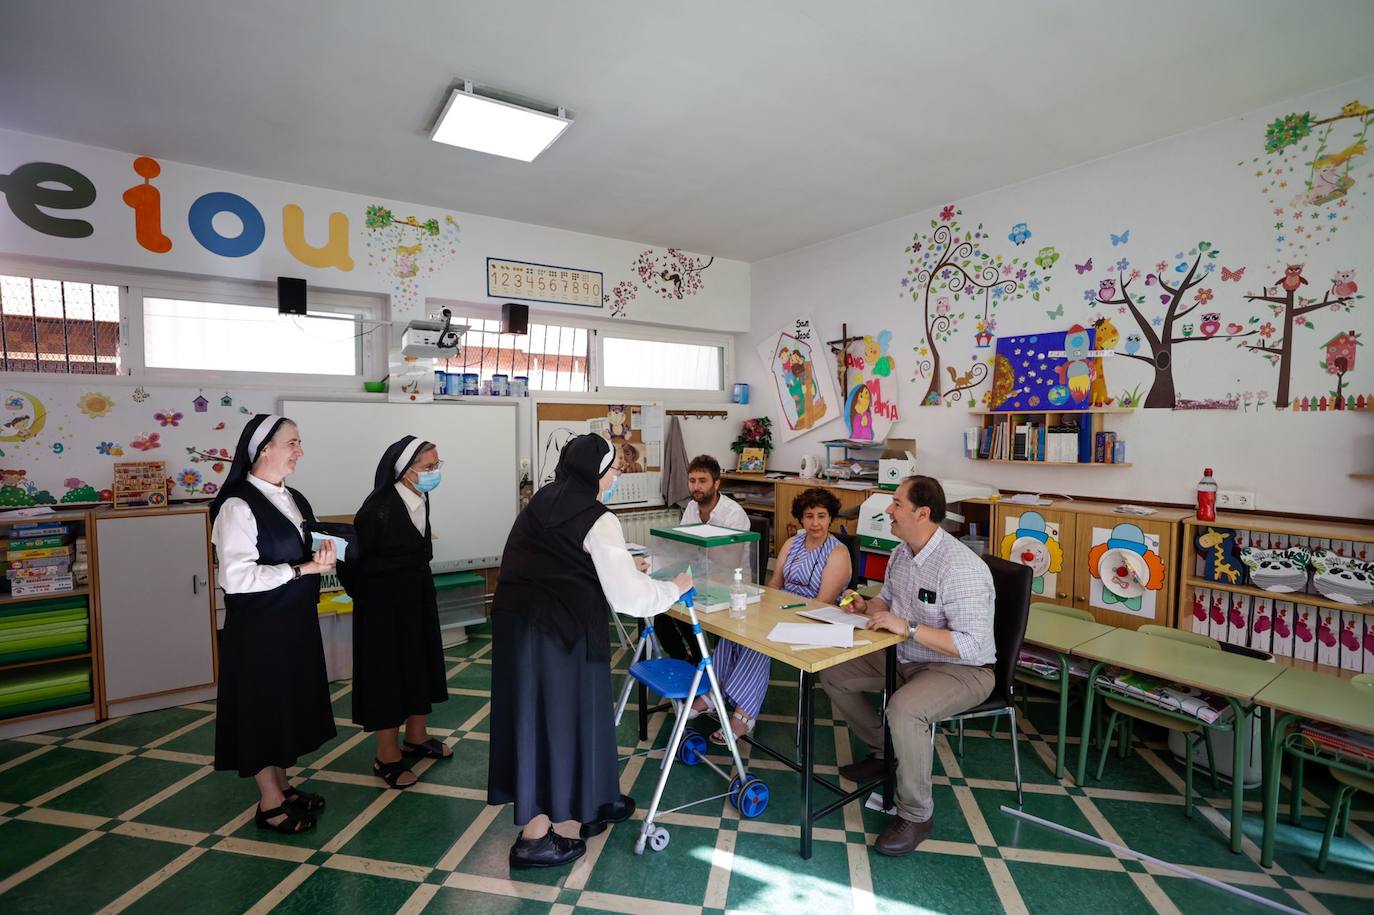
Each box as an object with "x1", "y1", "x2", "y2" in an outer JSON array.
[
  {"x1": 528, "y1": 434, "x2": 615, "y2": 528},
  {"x1": 209, "y1": 413, "x2": 291, "y2": 523},
  {"x1": 372, "y1": 435, "x2": 434, "y2": 490}
]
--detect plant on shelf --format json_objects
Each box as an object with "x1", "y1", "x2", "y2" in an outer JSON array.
[{"x1": 730, "y1": 417, "x2": 773, "y2": 458}]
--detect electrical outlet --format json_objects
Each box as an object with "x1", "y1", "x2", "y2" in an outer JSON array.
[{"x1": 1217, "y1": 490, "x2": 1256, "y2": 511}]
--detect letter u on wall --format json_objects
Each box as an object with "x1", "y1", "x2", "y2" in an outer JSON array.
[{"x1": 282, "y1": 204, "x2": 353, "y2": 271}]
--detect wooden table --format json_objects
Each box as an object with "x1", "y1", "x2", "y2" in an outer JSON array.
[
  {"x1": 665, "y1": 585, "x2": 905, "y2": 858},
  {"x1": 1069, "y1": 628, "x2": 1284, "y2": 853},
  {"x1": 1021, "y1": 608, "x2": 1114, "y2": 778},
  {"x1": 1253, "y1": 668, "x2": 1374, "y2": 867}
]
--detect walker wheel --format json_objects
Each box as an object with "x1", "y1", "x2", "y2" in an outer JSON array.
[
  {"x1": 680, "y1": 730, "x2": 708, "y2": 766},
  {"x1": 732, "y1": 777, "x2": 770, "y2": 818},
  {"x1": 728, "y1": 775, "x2": 743, "y2": 806},
  {"x1": 648, "y1": 826, "x2": 670, "y2": 852}
]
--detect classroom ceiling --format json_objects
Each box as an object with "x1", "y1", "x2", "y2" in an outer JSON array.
[{"x1": 2, "y1": 0, "x2": 1373, "y2": 262}]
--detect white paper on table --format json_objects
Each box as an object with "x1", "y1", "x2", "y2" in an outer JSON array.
[
  {"x1": 797, "y1": 606, "x2": 870, "y2": 629},
  {"x1": 673, "y1": 523, "x2": 747, "y2": 539},
  {"x1": 767, "y1": 622, "x2": 854, "y2": 648},
  {"x1": 791, "y1": 639, "x2": 870, "y2": 651}
]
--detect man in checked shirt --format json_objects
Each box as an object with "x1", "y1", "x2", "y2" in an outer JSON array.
[{"x1": 822, "y1": 475, "x2": 996, "y2": 856}]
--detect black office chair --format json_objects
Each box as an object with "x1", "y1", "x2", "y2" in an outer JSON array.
[{"x1": 932, "y1": 555, "x2": 1033, "y2": 805}]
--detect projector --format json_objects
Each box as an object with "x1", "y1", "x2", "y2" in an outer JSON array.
[{"x1": 400, "y1": 311, "x2": 467, "y2": 358}]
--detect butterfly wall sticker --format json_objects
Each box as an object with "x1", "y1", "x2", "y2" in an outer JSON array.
[
  {"x1": 1074, "y1": 258, "x2": 1094, "y2": 275},
  {"x1": 1220, "y1": 266, "x2": 1246, "y2": 282},
  {"x1": 1110, "y1": 230, "x2": 1130, "y2": 246},
  {"x1": 1046, "y1": 303, "x2": 1065, "y2": 319}
]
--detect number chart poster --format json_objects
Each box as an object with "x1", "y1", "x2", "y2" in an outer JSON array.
[{"x1": 756, "y1": 315, "x2": 839, "y2": 441}]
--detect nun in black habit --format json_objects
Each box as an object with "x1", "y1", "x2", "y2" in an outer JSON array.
[
  {"x1": 488, "y1": 434, "x2": 693, "y2": 870},
  {"x1": 348, "y1": 436, "x2": 450, "y2": 789},
  {"x1": 210, "y1": 414, "x2": 337, "y2": 834}
]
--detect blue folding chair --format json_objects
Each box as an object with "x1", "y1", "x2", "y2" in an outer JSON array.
[{"x1": 613, "y1": 588, "x2": 769, "y2": 854}]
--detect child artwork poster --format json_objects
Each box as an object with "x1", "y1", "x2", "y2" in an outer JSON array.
[
  {"x1": 841, "y1": 331, "x2": 899, "y2": 441},
  {"x1": 988, "y1": 327, "x2": 1098, "y2": 412},
  {"x1": 1087, "y1": 522, "x2": 1167, "y2": 619},
  {"x1": 756, "y1": 315, "x2": 839, "y2": 441}
]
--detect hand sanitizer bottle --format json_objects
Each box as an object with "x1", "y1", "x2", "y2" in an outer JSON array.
[{"x1": 729, "y1": 567, "x2": 748, "y2": 619}]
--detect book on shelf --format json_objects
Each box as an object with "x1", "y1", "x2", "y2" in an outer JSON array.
[
  {"x1": 7, "y1": 536, "x2": 69, "y2": 550},
  {"x1": 7, "y1": 523, "x2": 72, "y2": 539},
  {"x1": 11, "y1": 576, "x2": 76, "y2": 596},
  {"x1": 7, "y1": 545, "x2": 72, "y2": 561},
  {"x1": 8, "y1": 566, "x2": 73, "y2": 581}
]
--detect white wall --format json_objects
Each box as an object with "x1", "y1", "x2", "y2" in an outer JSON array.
[
  {"x1": 0, "y1": 128, "x2": 749, "y2": 330},
  {"x1": 742, "y1": 77, "x2": 1374, "y2": 518}
]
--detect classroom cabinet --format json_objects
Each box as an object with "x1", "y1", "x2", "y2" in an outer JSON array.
[
  {"x1": 993, "y1": 500, "x2": 1188, "y2": 629},
  {"x1": 95, "y1": 506, "x2": 218, "y2": 716},
  {"x1": 772, "y1": 480, "x2": 873, "y2": 557}
]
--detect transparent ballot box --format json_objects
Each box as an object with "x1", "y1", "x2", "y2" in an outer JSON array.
[{"x1": 648, "y1": 523, "x2": 762, "y2": 613}]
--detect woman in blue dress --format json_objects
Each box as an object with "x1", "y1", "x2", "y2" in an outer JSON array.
[{"x1": 689, "y1": 487, "x2": 852, "y2": 743}]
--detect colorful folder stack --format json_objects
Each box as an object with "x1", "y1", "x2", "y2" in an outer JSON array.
[
  {"x1": 0, "y1": 595, "x2": 90, "y2": 665},
  {"x1": 6, "y1": 522, "x2": 76, "y2": 597},
  {"x1": 0, "y1": 663, "x2": 92, "y2": 718}
]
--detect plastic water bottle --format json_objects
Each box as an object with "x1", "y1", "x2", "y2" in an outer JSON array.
[
  {"x1": 729, "y1": 568, "x2": 748, "y2": 619},
  {"x1": 1197, "y1": 468, "x2": 1217, "y2": 522}
]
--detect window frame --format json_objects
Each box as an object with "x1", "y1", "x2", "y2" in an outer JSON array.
[
  {"x1": 596, "y1": 323, "x2": 733, "y2": 402},
  {"x1": 0, "y1": 256, "x2": 387, "y2": 391}
]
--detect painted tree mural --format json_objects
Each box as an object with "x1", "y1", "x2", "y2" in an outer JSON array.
[
  {"x1": 1239, "y1": 268, "x2": 1361, "y2": 407},
  {"x1": 1092, "y1": 242, "x2": 1258, "y2": 408},
  {"x1": 902, "y1": 206, "x2": 1052, "y2": 406}
]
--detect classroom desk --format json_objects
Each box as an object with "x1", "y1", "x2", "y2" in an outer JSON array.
[
  {"x1": 1254, "y1": 668, "x2": 1374, "y2": 867},
  {"x1": 1070, "y1": 628, "x2": 1284, "y2": 853},
  {"x1": 1020, "y1": 608, "x2": 1115, "y2": 778},
  {"x1": 665, "y1": 585, "x2": 905, "y2": 859}
]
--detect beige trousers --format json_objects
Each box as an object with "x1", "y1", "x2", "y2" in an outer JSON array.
[{"x1": 821, "y1": 652, "x2": 994, "y2": 823}]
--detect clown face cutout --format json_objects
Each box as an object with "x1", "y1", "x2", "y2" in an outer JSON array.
[
  {"x1": 999, "y1": 511, "x2": 1064, "y2": 597},
  {"x1": 1088, "y1": 522, "x2": 1167, "y2": 617}
]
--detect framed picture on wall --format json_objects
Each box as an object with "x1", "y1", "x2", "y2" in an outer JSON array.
[{"x1": 737, "y1": 447, "x2": 767, "y2": 474}]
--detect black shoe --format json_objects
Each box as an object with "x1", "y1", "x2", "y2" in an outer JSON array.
[
  {"x1": 838, "y1": 754, "x2": 887, "y2": 783},
  {"x1": 510, "y1": 830, "x2": 586, "y2": 870},
  {"x1": 580, "y1": 794, "x2": 636, "y2": 838}
]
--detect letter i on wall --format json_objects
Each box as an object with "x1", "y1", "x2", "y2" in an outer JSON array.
[{"x1": 122, "y1": 156, "x2": 172, "y2": 253}]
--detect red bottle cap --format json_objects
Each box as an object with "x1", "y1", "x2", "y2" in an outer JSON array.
[{"x1": 1204, "y1": 468, "x2": 1213, "y2": 475}]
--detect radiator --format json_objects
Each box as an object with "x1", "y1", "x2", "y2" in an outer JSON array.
[{"x1": 619, "y1": 507, "x2": 681, "y2": 545}]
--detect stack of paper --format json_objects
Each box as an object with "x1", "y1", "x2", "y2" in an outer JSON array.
[{"x1": 766, "y1": 622, "x2": 854, "y2": 648}]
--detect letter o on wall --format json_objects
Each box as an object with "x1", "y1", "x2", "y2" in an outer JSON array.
[{"x1": 187, "y1": 191, "x2": 265, "y2": 257}]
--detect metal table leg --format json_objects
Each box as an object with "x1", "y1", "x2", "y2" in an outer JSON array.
[
  {"x1": 1228, "y1": 699, "x2": 1248, "y2": 854},
  {"x1": 1261, "y1": 713, "x2": 1296, "y2": 867},
  {"x1": 1074, "y1": 662, "x2": 1104, "y2": 785},
  {"x1": 883, "y1": 646, "x2": 896, "y2": 811},
  {"x1": 1055, "y1": 652, "x2": 1071, "y2": 779},
  {"x1": 800, "y1": 670, "x2": 815, "y2": 859}
]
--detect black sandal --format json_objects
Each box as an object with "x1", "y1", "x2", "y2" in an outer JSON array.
[
  {"x1": 402, "y1": 737, "x2": 453, "y2": 760},
  {"x1": 255, "y1": 804, "x2": 315, "y2": 834},
  {"x1": 283, "y1": 786, "x2": 326, "y2": 813},
  {"x1": 373, "y1": 757, "x2": 417, "y2": 789}
]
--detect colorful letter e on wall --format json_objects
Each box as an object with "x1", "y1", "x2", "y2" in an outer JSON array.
[{"x1": 0, "y1": 162, "x2": 97, "y2": 238}]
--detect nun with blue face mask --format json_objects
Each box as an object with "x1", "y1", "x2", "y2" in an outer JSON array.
[
  {"x1": 489, "y1": 433, "x2": 693, "y2": 870},
  {"x1": 349, "y1": 436, "x2": 450, "y2": 789}
]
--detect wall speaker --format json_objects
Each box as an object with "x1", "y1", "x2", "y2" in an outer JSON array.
[
  {"x1": 502, "y1": 301, "x2": 529, "y2": 335},
  {"x1": 277, "y1": 276, "x2": 307, "y2": 315}
]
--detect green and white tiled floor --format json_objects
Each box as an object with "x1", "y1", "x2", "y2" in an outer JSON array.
[{"x1": 2, "y1": 623, "x2": 1372, "y2": 914}]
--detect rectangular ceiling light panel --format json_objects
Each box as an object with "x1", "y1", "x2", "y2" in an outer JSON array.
[{"x1": 430, "y1": 87, "x2": 571, "y2": 162}]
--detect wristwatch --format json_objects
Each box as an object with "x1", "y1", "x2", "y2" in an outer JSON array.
[
  {"x1": 291, "y1": 564, "x2": 302, "y2": 580},
  {"x1": 907, "y1": 622, "x2": 919, "y2": 641}
]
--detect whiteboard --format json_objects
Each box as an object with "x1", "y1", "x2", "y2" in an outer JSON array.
[{"x1": 281, "y1": 399, "x2": 518, "y2": 571}]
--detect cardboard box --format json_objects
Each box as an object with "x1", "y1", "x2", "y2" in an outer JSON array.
[
  {"x1": 1271, "y1": 601, "x2": 1295, "y2": 658},
  {"x1": 1340, "y1": 611, "x2": 1365, "y2": 672},
  {"x1": 1250, "y1": 596, "x2": 1274, "y2": 654},
  {"x1": 1292, "y1": 605, "x2": 1316, "y2": 662},
  {"x1": 878, "y1": 438, "x2": 917, "y2": 491}
]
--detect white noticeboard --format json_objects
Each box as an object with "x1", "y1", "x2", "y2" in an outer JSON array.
[{"x1": 282, "y1": 399, "x2": 518, "y2": 571}]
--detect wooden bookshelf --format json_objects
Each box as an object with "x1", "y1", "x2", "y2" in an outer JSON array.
[
  {"x1": 0, "y1": 510, "x2": 102, "y2": 734},
  {"x1": 1178, "y1": 513, "x2": 1374, "y2": 680},
  {"x1": 967, "y1": 408, "x2": 1134, "y2": 466}
]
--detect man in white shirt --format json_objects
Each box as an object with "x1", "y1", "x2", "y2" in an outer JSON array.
[
  {"x1": 822, "y1": 476, "x2": 996, "y2": 857},
  {"x1": 655, "y1": 455, "x2": 753, "y2": 661},
  {"x1": 679, "y1": 454, "x2": 751, "y2": 531}
]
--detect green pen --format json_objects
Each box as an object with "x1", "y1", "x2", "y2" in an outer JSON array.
[{"x1": 781, "y1": 602, "x2": 806, "y2": 609}]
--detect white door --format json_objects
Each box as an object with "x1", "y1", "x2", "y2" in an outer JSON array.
[{"x1": 96, "y1": 512, "x2": 215, "y2": 704}]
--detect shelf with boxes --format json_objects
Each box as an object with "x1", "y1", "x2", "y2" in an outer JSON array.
[
  {"x1": 966, "y1": 409, "x2": 1133, "y2": 466},
  {"x1": 1180, "y1": 513, "x2": 1374, "y2": 679},
  {"x1": 0, "y1": 511, "x2": 101, "y2": 735}
]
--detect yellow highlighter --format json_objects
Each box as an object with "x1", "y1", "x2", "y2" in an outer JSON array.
[{"x1": 838, "y1": 592, "x2": 856, "y2": 607}]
